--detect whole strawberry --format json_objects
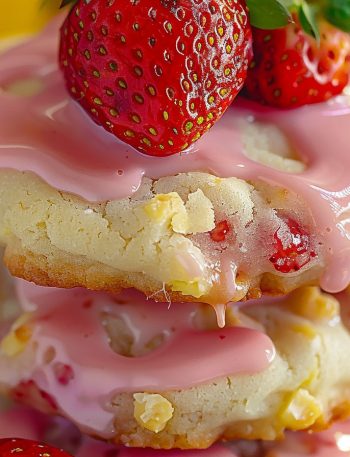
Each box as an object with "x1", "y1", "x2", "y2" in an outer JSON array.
[
  {"x1": 59, "y1": 0, "x2": 252, "y2": 156},
  {"x1": 245, "y1": 5, "x2": 350, "y2": 108},
  {"x1": 0, "y1": 438, "x2": 72, "y2": 457}
]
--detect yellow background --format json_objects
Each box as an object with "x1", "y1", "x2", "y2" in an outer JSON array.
[{"x1": 0, "y1": 0, "x2": 61, "y2": 38}]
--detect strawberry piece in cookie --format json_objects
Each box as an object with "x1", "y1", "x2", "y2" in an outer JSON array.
[
  {"x1": 210, "y1": 220, "x2": 231, "y2": 243},
  {"x1": 269, "y1": 218, "x2": 315, "y2": 274}
]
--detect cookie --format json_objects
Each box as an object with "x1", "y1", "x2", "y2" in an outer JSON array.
[
  {"x1": 1, "y1": 285, "x2": 350, "y2": 449},
  {"x1": 0, "y1": 169, "x2": 321, "y2": 307},
  {"x1": 1, "y1": 23, "x2": 349, "y2": 304},
  {"x1": 1, "y1": 400, "x2": 350, "y2": 456}
]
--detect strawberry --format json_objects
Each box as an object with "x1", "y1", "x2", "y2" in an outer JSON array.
[
  {"x1": 269, "y1": 217, "x2": 315, "y2": 274},
  {"x1": 210, "y1": 220, "x2": 230, "y2": 242},
  {"x1": 59, "y1": 0, "x2": 252, "y2": 156},
  {"x1": 0, "y1": 439, "x2": 72, "y2": 457},
  {"x1": 244, "y1": 16, "x2": 350, "y2": 108},
  {"x1": 53, "y1": 363, "x2": 75, "y2": 385}
]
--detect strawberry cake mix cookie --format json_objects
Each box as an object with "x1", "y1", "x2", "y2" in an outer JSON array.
[
  {"x1": 1, "y1": 283, "x2": 350, "y2": 448},
  {"x1": 0, "y1": 1, "x2": 349, "y2": 307},
  {"x1": 0, "y1": 403, "x2": 237, "y2": 457},
  {"x1": 2, "y1": 402, "x2": 350, "y2": 457}
]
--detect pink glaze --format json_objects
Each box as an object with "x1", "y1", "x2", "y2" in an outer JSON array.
[
  {"x1": 0, "y1": 20, "x2": 350, "y2": 292},
  {"x1": 0, "y1": 405, "x2": 47, "y2": 440},
  {"x1": 8, "y1": 281, "x2": 274, "y2": 437}
]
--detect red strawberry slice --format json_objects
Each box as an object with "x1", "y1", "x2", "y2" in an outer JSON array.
[
  {"x1": 269, "y1": 218, "x2": 315, "y2": 273},
  {"x1": 0, "y1": 438, "x2": 72, "y2": 457},
  {"x1": 244, "y1": 18, "x2": 350, "y2": 108},
  {"x1": 59, "y1": 0, "x2": 252, "y2": 156}
]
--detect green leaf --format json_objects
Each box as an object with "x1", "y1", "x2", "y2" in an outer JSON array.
[
  {"x1": 246, "y1": 0, "x2": 293, "y2": 29},
  {"x1": 324, "y1": 0, "x2": 350, "y2": 32},
  {"x1": 299, "y1": 2, "x2": 320, "y2": 41}
]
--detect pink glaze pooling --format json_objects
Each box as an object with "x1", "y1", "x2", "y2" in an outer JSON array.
[
  {"x1": 0, "y1": 405, "x2": 47, "y2": 440},
  {"x1": 9, "y1": 281, "x2": 274, "y2": 437},
  {"x1": 0, "y1": 20, "x2": 350, "y2": 292}
]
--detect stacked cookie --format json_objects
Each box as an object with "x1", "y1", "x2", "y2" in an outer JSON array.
[
  {"x1": 1, "y1": 1, "x2": 350, "y2": 457},
  {"x1": 2, "y1": 403, "x2": 350, "y2": 457}
]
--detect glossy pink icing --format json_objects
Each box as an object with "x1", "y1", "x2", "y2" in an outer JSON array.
[
  {"x1": 0, "y1": 20, "x2": 350, "y2": 293},
  {"x1": 0, "y1": 405, "x2": 47, "y2": 440},
  {"x1": 7, "y1": 281, "x2": 274, "y2": 437}
]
